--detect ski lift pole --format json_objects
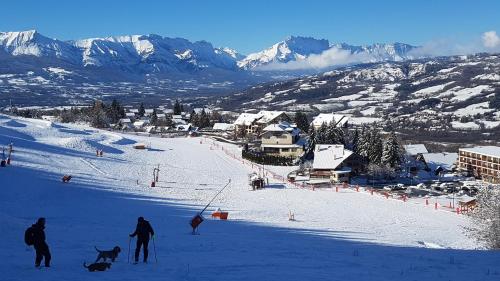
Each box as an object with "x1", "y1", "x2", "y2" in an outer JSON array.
[
  {"x1": 190, "y1": 179, "x2": 231, "y2": 234},
  {"x1": 200, "y1": 178, "x2": 231, "y2": 215}
]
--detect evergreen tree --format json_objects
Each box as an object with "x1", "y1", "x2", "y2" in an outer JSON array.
[
  {"x1": 351, "y1": 129, "x2": 360, "y2": 155},
  {"x1": 173, "y1": 100, "x2": 182, "y2": 115},
  {"x1": 382, "y1": 131, "x2": 402, "y2": 168},
  {"x1": 189, "y1": 110, "x2": 199, "y2": 126},
  {"x1": 294, "y1": 111, "x2": 309, "y2": 132},
  {"x1": 90, "y1": 100, "x2": 109, "y2": 128},
  {"x1": 138, "y1": 103, "x2": 145, "y2": 117},
  {"x1": 107, "y1": 99, "x2": 123, "y2": 124},
  {"x1": 211, "y1": 111, "x2": 223, "y2": 124},
  {"x1": 164, "y1": 115, "x2": 173, "y2": 128},
  {"x1": 305, "y1": 125, "x2": 317, "y2": 155},
  {"x1": 358, "y1": 126, "x2": 371, "y2": 160},
  {"x1": 315, "y1": 122, "x2": 328, "y2": 144},
  {"x1": 325, "y1": 122, "x2": 345, "y2": 145},
  {"x1": 199, "y1": 109, "x2": 210, "y2": 128},
  {"x1": 150, "y1": 109, "x2": 158, "y2": 126},
  {"x1": 368, "y1": 129, "x2": 383, "y2": 165}
]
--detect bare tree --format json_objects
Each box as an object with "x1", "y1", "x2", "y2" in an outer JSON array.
[{"x1": 466, "y1": 185, "x2": 500, "y2": 249}]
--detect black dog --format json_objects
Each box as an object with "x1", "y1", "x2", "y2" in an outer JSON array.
[
  {"x1": 95, "y1": 246, "x2": 121, "y2": 262},
  {"x1": 83, "y1": 262, "x2": 111, "y2": 272}
]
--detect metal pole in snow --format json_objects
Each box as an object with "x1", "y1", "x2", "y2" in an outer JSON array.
[{"x1": 199, "y1": 179, "x2": 231, "y2": 215}]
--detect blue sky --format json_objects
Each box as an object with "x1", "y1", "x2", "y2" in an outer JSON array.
[{"x1": 1, "y1": 0, "x2": 499, "y2": 54}]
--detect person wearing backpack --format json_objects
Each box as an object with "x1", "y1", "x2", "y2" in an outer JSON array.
[{"x1": 25, "y1": 218, "x2": 51, "y2": 268}]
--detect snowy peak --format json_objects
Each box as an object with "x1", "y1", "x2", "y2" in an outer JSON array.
[
  {"x1": 239, "y1": 37, "x2": 417, "y2": 69},
  {"x1": 0, "y1": 30, "x2": 79, "y2": 62},
  {"x1": 238, "y1": 36, "x2": 330, "y2": 69}
]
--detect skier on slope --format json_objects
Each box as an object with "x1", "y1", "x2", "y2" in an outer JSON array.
[
  {"x1": 129, "y1": 217, "x2": 154, "y2": 263},
  {"x1": 25, "y1": 217, "x2": 51, "y2": 268}
]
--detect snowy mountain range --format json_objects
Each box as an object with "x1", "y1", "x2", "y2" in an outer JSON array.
[
  {"x1": 0, "y1": 30, "x2": 417, "y2": 80},
  {"x1": 238, "y1": 36, "x2": 416, "y2": 69}
]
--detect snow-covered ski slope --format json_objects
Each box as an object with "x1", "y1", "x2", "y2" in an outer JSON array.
[{"x1": 0, "y1": 114, "x2": 498, "y2": 281}]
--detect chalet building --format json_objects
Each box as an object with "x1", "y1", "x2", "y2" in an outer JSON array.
[
  {"x1": 311, "y1": 113, "x2": 349, "y2": 130},
  {"x1": 234, "y1": 111, "x2": 291, "y2": 135},
  {"x1": 310, "y1": 144, "x2": 353, "y2": 183},
  {"x1": 117, "y1": 118, "x2": 132, "y2": 130},
  {"x1": 458, "y1": 146, "x2": 500, "y2": 184},
  {"x1": 260, "y1": 122, "x2": 305, "y2": 158},
  {"x1": 404, "y1": 144, "x2": 429, "y2": 172}
]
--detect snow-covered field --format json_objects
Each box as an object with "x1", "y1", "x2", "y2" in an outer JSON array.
[{"x1": 0, "y1": 115, "x2": 499, "y2": 281}]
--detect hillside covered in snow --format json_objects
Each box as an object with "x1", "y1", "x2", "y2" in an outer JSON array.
[
  {"x1": 1, "y1": 114, "x2": 499, "y2": 280},
  {"x1": 217, "y1": 53, "x2": 500, "y2": 143}
]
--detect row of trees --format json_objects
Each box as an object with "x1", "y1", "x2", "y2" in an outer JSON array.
[
  {"x1": 189, "y1": 109, "x2": 223, "y2": 129},
  {"x1": 57, "y1": 99, "x2": 126, "y2": 128}
]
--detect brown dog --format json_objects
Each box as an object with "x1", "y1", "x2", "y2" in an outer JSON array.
[{"x1": 94, "y1": 246, "x2": 121, "y2": 263}]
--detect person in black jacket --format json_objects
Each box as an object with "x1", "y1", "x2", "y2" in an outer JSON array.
[
  {"x1": 28, "y1": 218, "x2": 51, "y2": 267},
  {"x1": 129, "y1": 217, "x2": 154, "y2": 263}
]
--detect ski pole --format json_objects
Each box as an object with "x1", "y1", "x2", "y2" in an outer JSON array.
[
  {"x1": 152, "y1": 236, "x2": 158, "y2": 263},
  {"x1": 127, "y1": 237, "x2": 131, "y2": 264}
]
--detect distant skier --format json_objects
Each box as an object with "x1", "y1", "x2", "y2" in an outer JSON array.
[
  {"x1": 25, "y1": 217, "x2": 51, "y2": 268},
  {"x1": 129, "y1": 217, "x2": 154, "y2": 263}
]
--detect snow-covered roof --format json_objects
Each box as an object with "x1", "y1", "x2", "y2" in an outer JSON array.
[
  {"x1": 404, "y1": 144, "x2": 428, "y2": 156},
  {"x1": 129, "y1": 109, "x2": 139, "y2": 113},
  {"x1": 424, "y1": 152, "x2": 458, "y2": 171},
  {"x1": 125, "y1": 112, "x2": 135, "y2": 117},
  {"x1": 262, "y1": 122, "x2": 300, "y2": 136},
  {"x1": 145, "y1": 109, "x2": 154, "y2": 114},
  {"x1": 156, "y1": 114, "x2": 166, "y2": 118},
  {"x1": 256, "y1": 110, "x2": 287, "y2": 124},
  {"x1": 233, "y1": 111, "x2": 288, "y2": 126},
  {"x1": 133, "y1": 120, "x2": 148, "y2": 127},
  {"x1": 213, "y1": 123, "x2": 235, "y2": 131},
  {"x1": 313, "y1": 144, "x2": 353, "y2": 170},
  {"x1": 163, "y1": 109, "x2": 174, "y2": 114},
  {"x1": 233, "y1": 113, "x2": 261, "y2": 126},
  {"x1": 460, "y1": 146, "x2": 500, "y2": 158},
  {"x1": 119, "y1": 118, "x2": 131, "y2": 123},
  {"x1": 311, "y1": 113, "x2": 349, "y2": 127}
]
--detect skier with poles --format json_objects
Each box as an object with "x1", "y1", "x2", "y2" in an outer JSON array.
[{"x1": 129, "y1": 217, "x2": 155, "y2": 264}]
